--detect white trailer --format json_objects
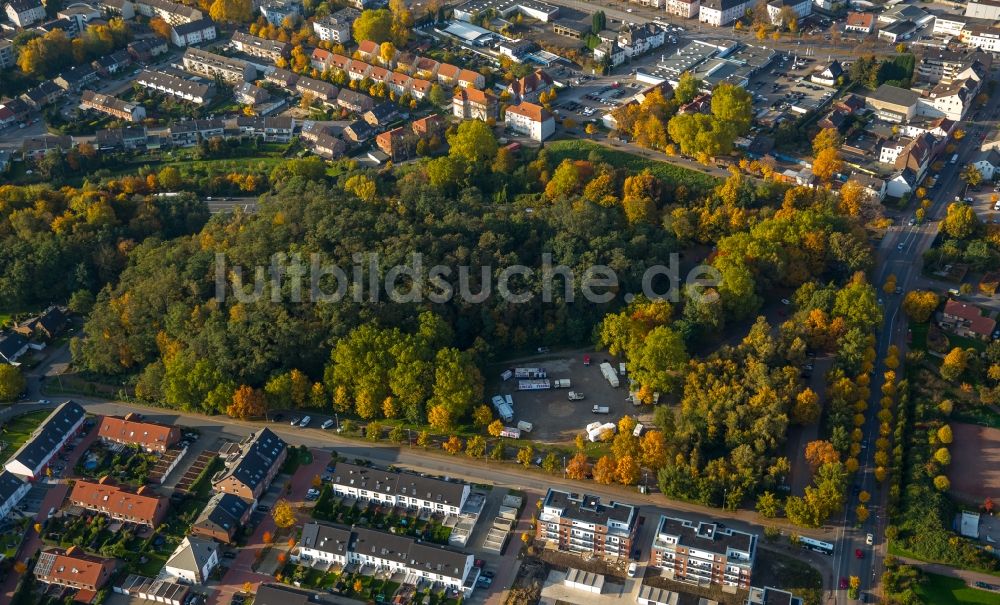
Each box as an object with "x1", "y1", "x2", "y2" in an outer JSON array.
[
  {"x1": 518, "y1": 379, "x2": 551, "y2": 391},
  {"x1": 633, "y1": 423, "x2": 644, "y2": 437},
  {"x1": 500, "y1": 427, "x2": 521, "y2": 439},
  {"x1": 514, "y1": 367, "x2": 547, "y2": 379},
  {"x1": 516, "y1": 420, "x2": 533, "y2": 433},
  {"x1": 500, "y1": 369, "x2": 513, "y2": 381},
  {"x1": 592, "y1": 405, "x2": 610, "y2": 414},
  {"x1": 553, "y1": 379, "x2": 571, "y2": 388},
  {"x1": 568, "y1": 391, "x2": 585, "y2": 401},
  {"x1": 587, "y1": 422, "x2": 616, "y2": 442},
  {"x1": 600, "y1": 363, "x2": 620, "y2": 388},
  {"x1": 491, "y1": 395, "x2": 514, "y2": 422}
]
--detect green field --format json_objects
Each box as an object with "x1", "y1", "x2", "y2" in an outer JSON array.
[
  {"x1": 1, "y1": 410, "x2": 52, "y2": 462},
  {"x1": 915, "y1": 573, "x2": 999, "y2": 605},
  {"x1": 544, "y1": 140, "x2": 721, "y2": 192}
]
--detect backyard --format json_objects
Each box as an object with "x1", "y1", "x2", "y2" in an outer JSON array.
[
  {"x1": 0, "y1": 410, "x2": 52, "y2": 459},
  {"x1": 74, "y1": 442, "x2": 159, "y2": 486},
  {"x1": 914, "y1": 573, "x2": 999, "y2": 605},
  {"x1": 312, "y1": 490, "x2": 452, "y2": 545}
]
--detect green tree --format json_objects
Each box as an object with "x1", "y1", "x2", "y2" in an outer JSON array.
[
  {"x1": 542, "y1": 452, "x2": 560, "y2": 473},
  {"x1": 756, "y1": 491, "x2": 780, "y2": 518},
  {"x1": 630, "y1": 325, "x2": 687, "y2": 394},
  {"x1": 428, "y1": 348, "x2": 482, "y2": 426},
  {"x1": 941, "y1": 347, "x2": 968, "y2": 381},
  {"x1": 942, "y1": 202, "x2": 980, "y2": 239},
  {"x1": 591, "y1": 10, "x2": 605, "y2": 34},
  {"x1": 674, "y1": 72, "x2": 701, "y2": 105},
  {"x1": 0, "y1": 365, "x2": 26, "y2": 402},
  {"x1": 517, "y1": 444, "x2": 534, "y2": 467},
  {"x1": 447, "y1": 120, "x2": 498, "y2": 169},
  {"x1": 353, "y1": 9, "x2": 393, "y2": 43},
  {"x1": 961, "y1": 164, "x2": 983, "y2": 188},
  {"x1": 428, "y1": 83, "x2": 448, "y2": 107},
  {"x1": 465, "y1": 435, "x2": 486, "y2": 457},
  {"x1": 710, "y1": 83, "x2": 753, "y2": 135},
  {"x1": 902, "y1": 290, "x2": 939, "y2": 322}
]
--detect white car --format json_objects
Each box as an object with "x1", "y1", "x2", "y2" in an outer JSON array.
[
  {"x1": 299, "y1": 416, "x2": 311, "y2": 427},
  {"x1": 321, "y1": 419, "x2": 335, "y2": 429},
  {"x1": 627, "y1": 562, "x2": 638, "y2": 577},
  {"x1": 866, "y1": 533, "x2": 874, "y2": 546}
]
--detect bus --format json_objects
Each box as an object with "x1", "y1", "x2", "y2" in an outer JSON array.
[{"x1": 799, "y1": 536, "x2": 835, "y2": 555}]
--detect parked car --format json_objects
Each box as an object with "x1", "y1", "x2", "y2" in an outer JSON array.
[
  {"x1": 289, "y1": 417, "x2": 300, "y2": 426},
  {"x1": 855, "y1": 549, "x2": 864, "y2": 559},
  {"x1": 866, "y1": 533, "x2": 874, "y2": 545},
  {"x1": 627, "y1": 562, "x2": 638, "y2": 577},
  {"x1": 299, "y1": 416, "x2": 311, "y2": 427}
]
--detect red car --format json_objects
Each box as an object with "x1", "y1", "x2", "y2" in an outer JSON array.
[
  {"x1": 855, "y1": 549, "x2": 864, "y2": 559},
  {"x1": 583, "y1": 355, "x2": 591, "y2": 366},
  {"x1": 839, "y1": 577, "x2": 849, "y2": 589}
]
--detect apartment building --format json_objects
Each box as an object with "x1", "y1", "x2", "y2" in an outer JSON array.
[
  {"x1": 170, "y1": 18, "x2": 217, "y2": 47},
  {"x1": 97, "y1": 413, "x2": 181, "y2": 452},
  {"x1": 766, "y1": 0, "x2": 811, "y2": 25},
  {"x1": 4, "y1": 401, "x2": 85, "y2": 479},
  {"x1": 231, "y1": 31, "x2": 290, "y2": 61},
  {"x1": 505, "y1": 68, "x2": 553, "y2": 103},
  {"x1": 191, "y1": 492, "x2": 251, "y2": 543},
  {"x1": 665, "y1": 0, "x2": 699, "y2": 18},
  {"x1": 212, "y1": 428, "x2": 287, "y2": 503},
  {"x1": 70, "y1": 478, "x2": 169, "y2": 527},
  {"x1": 259, "y1": 0, "x2": 301, "y2": 25},
  {"x1": 0, "y1": 39, "x2": 15, "y2": 69},
  {"x1": 34, "y1": 547, "x2": 115, "y2": 593},
  {"x1": 5, "y1": 0, "x2": 46, "y2": 27},
  {"x1": 234, "y1": 81, "x2": 271, "y2": 106},
  {"x1": 312, "y1": 7, "x2": 359, "y2": 42},
  {"x1": 332, "y1": 462, "x2": 471, "y2": 515},
  {"x1": 651, "y1": 516, "x2": 757, "y2": 591},
  {"x1": 136, "y1": 70, "x2": 214, "y2": 104},
  {"x1": 536, "y1": 489, "x2": 639, "y2": 558},
  {"x1": 504, "y1": 101, "x2": 554, "y2": 142},
  {"x1": 81, "y1": 91, "x2": 147, "y2": 123},
  {"x1": 135, "y1": 0, "x2": 202, "y2": 24},
  {"x1": 182, "y1": 47, "x2": 256, "y2": 84},
  {"x1": 965, "y1": 0, "x2": 1000, "y2": 20},
  {"x1": 699, "y1": 0, "x2": 750, "y2": 26},
  {"x1": 920, "y1": 77, "x2": 978, "y2": 121},
  {"x1": 917, "y1": 50, "x2": 991, "y2": 84}
]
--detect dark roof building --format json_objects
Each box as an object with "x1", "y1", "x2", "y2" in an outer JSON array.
[
  {"x1": 191, "y1": 492, "x2": 251, "y2": 543},
  {"x1": 213, "y1": 427, "x2": 287, "y2": 502},
  {"x1": 4, "y1": 401, "x2": 86, "y2": 479}
]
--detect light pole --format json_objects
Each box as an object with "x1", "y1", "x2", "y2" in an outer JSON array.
[{"x1": 335, "y1": 413, "x2": 339, "y2": 432}]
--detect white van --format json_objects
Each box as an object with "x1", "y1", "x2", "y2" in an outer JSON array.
[
  {"x1": 299, "y1": 416, "x2": 311, "y2": 427},
  {"x1": 321, "y1": 419, "x2": 335, "y2": 429}
]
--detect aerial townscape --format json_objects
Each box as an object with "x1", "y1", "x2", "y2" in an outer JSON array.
[{"x1": 3, "y1": 0, "x2": 1000, "y2": 602}]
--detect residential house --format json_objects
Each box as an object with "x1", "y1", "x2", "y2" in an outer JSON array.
[
  {"x1": 363, "y1": 103, "x2": 400, "y2": 127},
  {"x1": 919, "y1": 77, "x2": 979, "y2": 121},
  {"x1": 864, "y1": 84, "x2": 920, "y2": 123},
  {"x1": 336, "y1": 88, "x2": 374, "y2": 113},
  {"x1": 0, "y1": 333, "x2": 30, "y2": 366},
  {"x1": 4, "y1": 401, "x2": 85, "y2": 479},
  {"x1": 376, "y1": 127, "x2": 412, "y2": 161},
  {"x1": 966, "y1": 0, "x2": 1000, "y2": 20},
  {"x1": 941, "y1": 299, "x2": 996, "y2": 340},
  {"x1": 0, "y1": 470, "x2": 29, "y2": 520},
  {"x1": 135, "y1": 0, "x2": 202, "y2": 24},
  {"x1": 170, "y1": 18, "x2": 217, "y2": 46},
  {"x1": 212, "y1": 428, "x2": 287, "y2": 503},
  {"x1": 70, "y1": 478, "x2": 169, "y2": 527},
  {"x1": 54, "y1": 66, "x2": 99, "y2": 91},
  {"x1": 259, "y1": 0, "x2": 301, "y2": 25},
  {"x1": 101, "y1": 0, "x2": 135, "y2": 19},
  {"x1": 506, "y1": 69, "x2": 553, "y2": 103},
  {"x1": 414, "y1": 56, "x2": 440, "y2": 80},
  {"x1": 312, "y1": 132, "x2": 345, "y2": 158},
  {"x1": 4, "y1": 0, "x2": 45, "y2": 26},
  {"x1": 254, "y1": 584, "x2": 314, "y2": 605},
  {"x1": 412, "y1": 114, "x2": 443, "y2": 138},
  {"x1": 665, "y1": 0, "x2": 699, "y2": 18},
  {"x1": 457, "y1": 69, "x2": 485, "y2": 90},
  {"x1": 844, "y1": 11, "x2": 875, "y2": 35},
  {"x1": 347, "y1": 59, "x2": 371, "y2": 82},
  {"x1": 136, "y1": 70, "x2": 214, "y2": 105},
  {"x1": 233, "y1": 116, "x2": 294, "y2": 142},
  {"x1": 81, "y1": 90, "x2": 147, "y2": 122},
  {"x1": 98, "y1": 413, "x2": 181, "y2": 453},
  {"x1": 0, "y1": 39, "x2": 15, "y2": 69},
  {"x1": 331, "y1": 462, "x2": 471, "y2": 515},
  {"x1": 617, "y1": 22, "x2": 666, "y2": 57},
  {"x1": 11, "y1": 306, "x2": 67, "y2": 340},
  {"x1": 21, "y1": 135, "x2": 73, "y2": 161},
  {"x1": 231, "y1": 31, "x2": 289, "y2": 61},
  {"x1": 410, "y1": 78, "x2": 431, "y2": 100},
  {"x1": 182, "y1": 47, "x2": 255, "y2": 83},
  {"x1": 848, "y1": 173, "x2": 886, "y2": 202},
  {"x1": 343, "y1": 119, "x2": 373, "y2": 143},
  {"x1": 265, "y1": 68, "x2": 298, "y2": 89},
  {"x1": 95, "y1": 126, "x2": 148, "y2": 150},
  {"x1": 959, "y1": 26, "x2": 1000, "y2": 54},
  {"x1": 651, "y1": 515, "x2": 757, "y2": 590},
  {"x1": 917, "y1": 49, "x2": 991, "y2": 85},
  {"x1": 91, "y1": 50, "x2": 133, "y2": 76},
  {"x1": 356, "y1": 39, "x2": 379, "y2": 62},
  {"x1": 234, "y1": 81, "x2": 272, "y2": 106},
  {"x1": 436, "y1": 63, "x2": 460, "y2": 86},
  {"x1": 594, "y1": 40, "x2": 627, "y2": 68},
  {"x1": 295, "y1": 76, "x2": 338, "y2": 104},
  {"x1": 20, "y1": 81, "x2": 64, "y2": 109},
  {"x1": 698, "y1": 0, "x2": 750, "y2": 26},
  {"x1": 312, "y1": 7, "x2": 358, "y2": 42},
  {"x1": 168, "y1": 119, "x2": 225, "y2": 146},
  {"x1": 348, "y1": 526, "x2": 474, "y2": 592},
  {"x1": 387, "y1": 71, "x2": 412, "y2": 97},
  {"x1": 504, "y1": 101, "x2": 554, "y2": 142},
  {"x1": 127, "y1": 38, "x2": 168, "y2": 62},
  {"x1": 298, "y1": 522, "x2": 353, "y2": 566},
  {"x1": 536, "y1": 489, "x2": 639, "y2": 558},
  {"x1": 973, "y1": 148, "x2": 1000, "y2": 181},
  {"x1": 34, "y1": 547, "x2": 115, "y2": 594},
  {"x1": 766, "y1": 0, "x2": 810, "y2": 26},
  {"x1": 886, "y1": 168, "x2": 917, "y2": 198},
  {"x1": 163, "y1": 536, "x2": 219, "y2": 584},
  {"x1": 453, "y1": 88, "x2": 497, "y2": 121},
  {"x1": 191, "y1": 492, "x2": 251, "y2": 543},
  {"x1": 811, "y1": 60, "x2": 842, "y2": 87}
]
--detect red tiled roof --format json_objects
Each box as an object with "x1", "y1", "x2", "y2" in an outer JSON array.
[
  {"x1": 506, "y1": 101, "x2": 550, "y2": 122},
  {"x1": 70, "y1": 479, "x2": 167, "y2": 526},
  {"x1": 846, "y1": 12, "x2": 875, "y2": 28},
  {"x1": 944, "y1": 299, "x2": 996, "y2": 336},
  {"x1": 357, "y1": 40, "x2": 379, "y2": 56},
  {"x1": 35, "y1": 547, "x2": 114, "y2": 591},
  {"x1": 438, "y1": 63, "x2": 460, "y2": 79},
  {"x1": 98, "y1": 415, "x2": 179, "y2": 450}
]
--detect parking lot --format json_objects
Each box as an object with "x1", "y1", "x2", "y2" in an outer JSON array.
[{"x1": 491, "y1": 351, "x2": 651, "y2": 442}]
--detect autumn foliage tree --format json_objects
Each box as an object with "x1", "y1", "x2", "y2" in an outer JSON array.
[
  {"x1": 566, "y1": 453, "x2": 591, "y2": 479},
  {"x1": 227, "y1": 385, "x2": 266, "y2": 419},
  {"x1": 902, "y1": 290, "x2": 939, "y2": 322},
  {"x1": 593, "y1": 455, "x2": 616, "y2": 485}
]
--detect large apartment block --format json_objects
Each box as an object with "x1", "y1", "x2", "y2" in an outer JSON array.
[
  {"x1": 331, "y1": 462, "x2": 471, "y2": 515},
  {"x1": 651, "y1": 516, "x2": 756, "y2": 591},
  {"x1": 536, "y1": 489, "x2": 638, "y2": 558},
  {"x1": 182, "y1": 47, "x2": 256, "y2": 84}
]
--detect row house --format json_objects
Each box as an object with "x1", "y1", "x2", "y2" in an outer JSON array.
[
  {"x1": 127, "y1": 38, "x2": 168, "y2": 62},
  {"x1": 21, "y1": 135, "x2": 73, "y2": 161},
  {"x1": 81, "y1": 90, "x2": 147, "y2": 122},
  {"x1": 336, "y1": 88, "x2": 374, "y2": 113},
  {"x1": 651, "y1": 515, "x2": 757, "y2": 590},
  {"x1": 69, "y1": 478, "x2": 169, "y2": 528},
  {"x1": 97, "y1": 413, "x2": 180, "y2": 452},
  {"x1": 233, "y1": 116, "x2": 295, "y2": 142},
  {"x1": 136, "y1": 70, "x2": 214, "y2": 104},
  {"x1": 266, "y1": 67, "x2": 298, "y2": 89},
  {"x1": 0, "y1": 471, "x2": 30, "y2": 520},
  {"x1": 331, "y1": 462, "x2": 470, "y2": 515},
  {"x1": 169, "y1": 118, "x2": 225, "y2": 146},
  {"x1": 34, "y1": 547, "x2": 115, "y2": 594},
  {"x1": 54, "y1": 65, "x2": 99, "y2": 91},
  {"x1": 94, "y1": 126, "x2": 148, "y2": 150},
  {"x1": 4, "y1": 401, "x2": 85, "y2": 479},
  {"x1": 536, "y1": 489, "x2": 639, "y2": 558},
  {"x1": 296, "y1": 76, "x2": 339, "y2": 104},
  {"x1": 92, "y1": 49, "x2": 133, "y2": 76},
  {"x1": 312, "y1": 132, "x2": 346, "y2": 158},
  {"x1": 231, "y1": 30, "x2": 290, "y2": 61},
  {"x1": 20, "y1": 81, "x2": 64, "y2": 109},
  {"x1": 212, "y1": 428, "x2": 287, "y2": 503},
  {"x1": 182, "y1": 47, "x2": 256, "y2": 84}
]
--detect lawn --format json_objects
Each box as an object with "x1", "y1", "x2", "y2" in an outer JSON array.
[
  {"x1": 910, "y1": 322, "x2": 929, "y2": 351},
  {"x1": 544, "y1": 140, "x2": 721, "y2": 193},
  {"x1": 915, "y1": 573, "x2": 1000, "y2": 605},
  {"x1": 1, "y1": 410, "x2": 52, "y2": 461}
]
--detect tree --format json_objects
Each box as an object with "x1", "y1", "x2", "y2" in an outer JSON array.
[
  {"x1": 812, "y1": 128, "x2": 841, "y2": 156},
  {"x1": 311, "y1": 474, "x2": 322, "y2": 488},
  {"x1": 149, "y1": 17, "x2": 172, "y2": 40},
  {"x1": 805, "y1": 440, "x2": 839, "y2": 469},
  {"x1": 428, "y1": 83, "x2": 447, "y2": 107},
  {"x1": 640, "y1": 430, "x2": 668, "y2": 470},
  {"x1": 941, "y1": 348, "x2": 968, "y2": 381},
  {"x1": 227, "y1": 385, "x2": 266, "y2": 419},
  {"x1": 591, "y1": 10, "x2": 605, "y2": 34},
  {"x1": 933, "y1": 447, "x2": 951, "y2": 465},
  {"x1": 792, "y1": 388, "x2": 821, "y2": 425},
  {"x1": 517, "y1": 444, "x2": 534, "y2": 467},
  {"x1": 593, "y1": 455, "x2": 616, "y2": 484},
  {"x1": 674, "y1": 72, "x2": 701, "y2": 105},
  {"x1": 756, "y1": 491, "x2": 780, "y2": 518},
  {"x1": 272, "y1": 499, "x2": 296, "y2": 528},
  {"x1": 902, "y1": 290, "x2": 939, "y2": 322},
  {"x1": 937, "y1": 424, "x2": 953, "y2": 445},
  {"x1": 961, "y1": 164, "x2": 983, "y2": 188},
  {"x1": 472, "y1": 404, "x2": 493, "y2": 427},
  {"x1": 353, "y1": 579, "x2": 363, "y2": 593},
  {"x1": 710, "y1": 83, "x2": 753, "y2": 135},
  {"x1": 487, "y1": 419, "x2": 504, "y2": 438},
  {"x1": 566, "y1": 453, "x2": 590, "y2": 479},
  {"x1": 943, "y1": 202, "x2": 980, "y2": 239},
  {"x1": 416, "y1": 430, "x2": 430, "y2": 448},
  {"x1": 616, "y1": 456, "x2": 640, "y2": 485},
  {"x1": 466, "y1": 435, "x2": 486, "y2": 458},
  {"x1": 447, "y1": 120, "x2": 498, "y2": 169},
  {"x1": 209, "y1": 0, "x2": 252, "y2": 23},
  {"x1": 933, "y1": 475, "x2": 951, "y2": 491},
  {"x1": 378, "y1": 41, "x2": 395, "y2": 64},
  {"x1": 542, "y1": 452, "x2": 560, "y2": 473},
  {"x1": 353, "y1": 9, "x2": 393, "y2": 43},
  {"x1": 984, "y1": 497, "x2": 994, "y2": 514},
  {"x1": 442, "y1": 435, "x2": 462, "y2": 454},
  {"x1": 812, "y1": 147, "x2": 843, "y2": 183},
  {"x1": 0, "y1": 365, "x2": 26, "y2": 402}
]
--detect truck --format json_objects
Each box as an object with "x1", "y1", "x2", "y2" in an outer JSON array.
[
  {"x1": 516, "y1": 420, "x2": 533, "y2": 433},
  {"x1": 568, "y1": 391, "x2": 585, "y2": 401},
  {"x1": 500, "y1": 369, "x2": 513, "y2": 381},
  {"x1": 592, "y1": 405, "x2": 610, "y2": 414},
  {"x1": 600, "y1": 362, "x2": 620, "y2": 388},
  {"x1": 553, "y1": 379, "x2": 571, "y2": 388},
  {"x1": 500, "y1": 427, "x2": 521, "y2": 439}
]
